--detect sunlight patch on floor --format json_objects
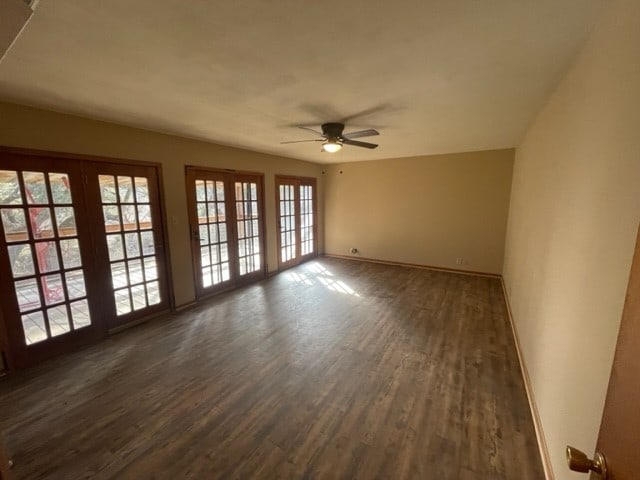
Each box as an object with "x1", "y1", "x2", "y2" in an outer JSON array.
[
  {"x1": 285, "y1": 271, "x2": 313, "y2": 286},
  {"x1": 284, "y1": 262, "x2": 360, "y2": 297}
]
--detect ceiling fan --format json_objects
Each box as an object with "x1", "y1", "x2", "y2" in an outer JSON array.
[{"x1": 281, "y1": 122, "x2": 379, "y2": 153}]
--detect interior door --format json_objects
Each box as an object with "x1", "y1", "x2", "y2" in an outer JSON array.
[
  {"x1": 0, "y1": 155, "x2": 103, "y2": 368},
  {"x1": 566, "y1": 225, "x2": 640, "y2": 479},
  {"x1": 275, "y1": 176, "x2": 317, "y2": 270},
  {"x1": 89, "y1": 164, "x2": 170, "y2": 329},
  {"x1": 186, "y1": 167, "x2": 265, "y2": 298}
]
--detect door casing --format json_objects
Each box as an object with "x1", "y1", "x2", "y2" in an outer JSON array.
[{"x1": 587, "y1": 224, "x2": 640, "y2": 479}]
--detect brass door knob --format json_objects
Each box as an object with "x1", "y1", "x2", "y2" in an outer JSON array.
[{"x1": 566, "y1": 446, "x2": 608, "y2": 479}]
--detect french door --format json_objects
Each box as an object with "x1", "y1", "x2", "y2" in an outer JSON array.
[
  {"x1": 88, "y1": 163, "x2": 170, "y2": 328},
  {"x1": 0, "y1": 150, "x2": 170, "y2": 369},
  {"x1": 186, "y1": 167, "x2": 265, "y2": 298},
  {"x1": 275, "y1": 176, "x2": 317, "y2": 269},
  {"x1": 0, "y1": 156, "x2": 101, "y2": 367}
]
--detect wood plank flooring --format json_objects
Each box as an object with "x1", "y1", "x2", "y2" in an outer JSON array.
[{"x1": 0, "y1": 257, "x2": 544, "y2": 479}]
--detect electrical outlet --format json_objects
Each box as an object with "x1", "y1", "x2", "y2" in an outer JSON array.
[
  {"x1": 456, "y1": 257, "x2": 466, "y2": 265},
  {"x1": 350, "y1": 247, "x2": 358, "y2": 254}
]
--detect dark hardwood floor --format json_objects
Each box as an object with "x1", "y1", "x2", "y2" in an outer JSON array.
[{"x1": 0, "y1": 257, "x2": 544, "y2": 479}]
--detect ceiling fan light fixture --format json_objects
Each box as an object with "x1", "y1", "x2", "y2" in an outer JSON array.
[{"x1": 322, "y1": 140, "x2": 342, "y2": 153}]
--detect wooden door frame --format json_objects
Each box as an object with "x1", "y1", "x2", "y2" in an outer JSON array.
[
  {"x1": 0, "y1": 308, "x2": 9, "y2": 374},
  {"x1": 185, "y1": 166, "x2": 267, "y2": 300},
  {"x1": 0, "y1": 432, "x2": 13, "y2": 480},
  {"x1": 275, "y1": 175, "x2": 318, "y2": 271},
  {"x1": 590, "y1": 223, "x2": 640, "y2": 479}
]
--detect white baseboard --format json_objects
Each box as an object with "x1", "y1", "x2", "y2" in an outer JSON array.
[{"x1": 500, "y1": 278, "x2": 554, "y2": 480}]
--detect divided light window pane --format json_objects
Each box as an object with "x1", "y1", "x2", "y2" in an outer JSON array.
[
  {"x1": 1, "y1": 169, "x2": 92, "y2": 346},
  {"x1": 99, "y1": 174, "x2": 161, "y2": 317}
]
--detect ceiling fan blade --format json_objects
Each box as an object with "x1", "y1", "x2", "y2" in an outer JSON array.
[
  {"x1": 342, "y1": 139, "x2": 378, "y2": 149},
  {"x1": 298, "y1": 126, "x2": 324, "y2": 136},
  {"x1": 281, "y1": 139, "x2": 323, "y2": 144},
  {"x1": 342, "y1": 129, "x2": 379, "y2": 139}
]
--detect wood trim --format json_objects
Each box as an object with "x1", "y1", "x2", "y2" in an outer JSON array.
[
  {"x1": 323, "y1": 254, "x2": 501, "y2": 278},
  {"x1": 501, "y1": 277, "x2": 554, "y2": 480},
  {"x1": 0, "y1": 432, "x2": 13, "y2": 480},
  {"x1": 595, "y1": 223, "x2": 640, "y2": 478},
  {"x1": 0, "y1": 146, "x2": 162, "y2": 169},
  {"x1": 174, "y1": 300, "x2": 198, "y2": 312},
  {"x1": 0, "y1": 307, "x2": 10, "y2": 374},
  {"x1": 184, "y1": 165, "x2": 263, "y2": 177},
  {"x1": 300, "y1": 177, "x2": 318, "y2": 263},
  {"x1": 153, "y1": 164, "x2": 176, "y2": 312},
  {"x1": 259, "y1": 171, "x2": 268, "y2": 275},
  {"x1": 184, "y1": 169, "x2": 202, "y2": 298},
  {"x1": 107, "y1": 309, "x2": 172, "y2": 335},
  {"x1": 0, "y1": 199, "x2": 22, "y2": 369}
]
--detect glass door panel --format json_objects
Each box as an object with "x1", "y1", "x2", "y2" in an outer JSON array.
[
  {"x1": 300, "y1": 184, "x2": 315, "y2": 256},
  {"x1": 1, "y1": 170, "x2": 92, "y2": 343},
  {"x1": 0, "y1": 156, "x2": 102, "y2": 369},
  {"x1": 275, "y1": 176, "x2": 317, "y2": 269},
  {"x1": 277, "y1": 183, "x2": 297, "y2": 267},
  {"x1": 92, "y1": 165, "x2": 169, "y2": 327},
  {"x1": 235, "y1": 180, "x2": 261, "y2": 276},
  {"x1": 196, "y1": 178, "x2": 231, "y2": 288}
]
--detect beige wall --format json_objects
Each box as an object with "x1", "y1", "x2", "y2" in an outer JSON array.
[
  {"x1": 324, "y1": 149, "x2": 514, "y2": 275},
  {"x1": 503, "y1": 0, "x2": 640, "y2": 478},
  {"x1": 0, "y1": 102, "x2": 324, "y2": 307}
]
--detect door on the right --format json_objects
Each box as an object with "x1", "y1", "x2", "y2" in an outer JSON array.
[
  {"x1": 566, "y1": 224, "x2": 640, "y2": 480},
  {"x1": 275, "y1": 176, "x2": 317, "y2": 270}
]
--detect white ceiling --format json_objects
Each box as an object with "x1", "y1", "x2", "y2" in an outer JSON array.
[{"x1": 0, "y1": 0, "x2": 607, "y2": 164}]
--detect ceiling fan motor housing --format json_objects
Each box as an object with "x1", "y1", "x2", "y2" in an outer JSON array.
[{"x1": 321, "y1": 122, "x2": 345, "y2": 140}]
